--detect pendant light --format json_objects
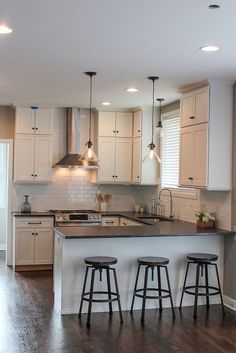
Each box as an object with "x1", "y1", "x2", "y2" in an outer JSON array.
[
  {"x1": 156, "y1": 98, "x2": 164, "y2": 129},
  {"x1": 143, "y1": 76, "x2": 161, "y2": 163},
  {"x1": 82, "y1": 71, "x2": 98, "y2": 163}
]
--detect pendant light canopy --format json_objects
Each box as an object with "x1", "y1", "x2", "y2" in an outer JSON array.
[
  {"x1": 143, "y1": 76, "x2": 161, "y2": 163},
  {"x1": 82, "y1": 71, "x2": 98, "y2": 164}
]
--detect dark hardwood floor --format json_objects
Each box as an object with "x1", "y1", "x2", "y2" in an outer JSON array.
[{"x1": 0, "y1": 254, "x2": 235, "y2": 353}]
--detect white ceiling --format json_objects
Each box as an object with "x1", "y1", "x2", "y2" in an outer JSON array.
[{"x1": 0, "y1": 0, "x2": 235, "y2": 109}]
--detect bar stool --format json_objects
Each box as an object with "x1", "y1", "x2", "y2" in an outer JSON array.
[
  {"x1": 130, "y1": 256, "x2": 175, "y2": 321},
  {"x1": 179, "y1": 253, "x2": 225, "y2": 318},
  {"x1": 78, "y1": 256, "x2": 123, "y2": 327}
]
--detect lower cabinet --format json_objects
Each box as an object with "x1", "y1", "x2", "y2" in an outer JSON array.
[{"x1": 14, "y1": 217, "x2": 54, "y2": 268}]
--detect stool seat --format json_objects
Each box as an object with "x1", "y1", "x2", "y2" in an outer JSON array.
[
  {"x1": 187, "y1": 253, "x2": 218, "y2": 262},
  {"x1": 137, "y1": 256, "x2": 169, "y2": 265},
  {"x1": 84, "y1": 256, "x2": 117, "y2": 266}
]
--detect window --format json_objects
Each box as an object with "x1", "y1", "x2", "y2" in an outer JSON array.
[{"x1": 161, "y1": 114, "x2": 180, "y2": 188}]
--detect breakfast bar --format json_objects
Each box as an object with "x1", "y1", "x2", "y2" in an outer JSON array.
[{"x1": 53, "y1": 214, "x2": 234, "y2": 315}]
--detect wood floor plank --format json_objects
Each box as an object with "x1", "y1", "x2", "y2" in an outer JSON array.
[{"x1": 0, "y1": 255, "x2": 235, "y2": 353}]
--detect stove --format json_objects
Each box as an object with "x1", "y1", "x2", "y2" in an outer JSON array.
[{"x1": 50, "y1": 209, "x2": 102, "y2": 227}]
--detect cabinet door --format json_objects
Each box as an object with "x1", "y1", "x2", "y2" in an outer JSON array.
[
  {"x1": 34, "y1": 136, "x2": 53, "y2": 181},
  {"x1": 98, "y1": 137, "x2": 116, "y2": 182},
  {"x1": 98, "y1": 111, "x2": 116, "y2": 136},
  {"x1": 179, "y1": 126, "x2": 194, "y2": 186},
  {"x1": 34, "y1": 228, "x2": 53, "y2": 264},
  {"x1": 180, "y1": 93, "x2": 194, "y2": 127},
  {"x1": 115, "y1": 138, "x2": 132, "y2": 182},
  {"x1": 133, "y1": 111, "x2": 142, "y2": 137},
  {"x1": 15, "y1": 108, "x2": 35, "y2": 134},
  {"x1": 15, "y1": 228, "x2": 35, "y2": 265},
  {"x1": 132, "y1": 137, "x2": 141, "y2": 183},
  {"x1": 14, "y1": 135, "x2": 35, "y2": 181},
  {"x1": 115, "y1": 112, "x2": 133, "y2": 137},
  {"x1": 35, "y1": 109, "x2": 54, "y2": 134},
  {"x1": 194, "y1": 87, "x2": 209, "y2": 125},
  {"x1": 192, "y1": 124, "x2": 207, "y2": 187}
]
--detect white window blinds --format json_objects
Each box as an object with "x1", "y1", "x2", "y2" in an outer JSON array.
[{"x1": 161, "y1": 116, "x2": 180, "y2": 188}]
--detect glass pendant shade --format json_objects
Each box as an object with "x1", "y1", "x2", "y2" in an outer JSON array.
[{"x1": 82, "y1": 140, "x2": 98, "y2": 162}]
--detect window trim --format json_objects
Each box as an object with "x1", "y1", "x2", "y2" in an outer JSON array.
[{"x1": 160, "y1": 109, "x2": 198, "y2": 200}]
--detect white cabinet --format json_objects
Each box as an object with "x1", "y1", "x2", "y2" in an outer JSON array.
[
  {"x1": 98, "y1": 137, "x2": 132, "y2": 183},
  {"x1": 15, "y1": 107, "x2": 54, "y2": 134},
  {"x1": 102, "y1": 217, "x2": 119, "y2": 226},
  {"x1": 179, "y1": 81, "x2": 233, "y2": 190},
  {"x1": 133, "y1": 110, "x2": 142, "y2": 137},
  {"x1": 13, "y1": 217, "x2": 54, "y2": 268},
  {"x1": 14, "y1": 134, "x2": 53, "y2": 182},
  {"x1": 179, "y1": 124, "x2": 208, "y2": 187},
  {"x1": 180, "y1": 87, "x2": 209, "y2": 127},
  {"x1": 120, "y1": 217, "x2": 142, "y2": 226},
  {"x1": 98, "y1": 111, "x2": 132, "y2": 137},
  {"x1": 131, "y1": 109, "x2": 158, "y2": 185}
]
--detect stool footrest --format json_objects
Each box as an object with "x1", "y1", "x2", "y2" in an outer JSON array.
[
  {"x1": 184, "y1": 285, "x2": 220, "y2": 296},
  {"x1": 82, "y1": 291, "x2": 120, "y2": 303},
  {"x1": 134, "y1": 287, "x2": 171, "y2": 300}
]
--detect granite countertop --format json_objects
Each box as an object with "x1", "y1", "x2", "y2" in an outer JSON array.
[
  {"x1": 54, "y1": 211, "x2": 234, "y2": 239},
  {"x1": 12, "y1": 211, "x2": 54, "y2": 217}
]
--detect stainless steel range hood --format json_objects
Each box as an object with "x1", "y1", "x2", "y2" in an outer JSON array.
[{"x1": 53, "y1": 108, "x2": 99, "y2": 169}]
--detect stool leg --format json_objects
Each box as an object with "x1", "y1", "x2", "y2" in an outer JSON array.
[
  {"x1": 165, "y1": 266, "x2": 175, "y2": 319},
  {"x1": 205, "y1": 263, "x2": 210, "y2": 308},
  {"x1": 157, "y1": 266, "x2": 163, "y2": 312},
  {"x1": 87, "y1": 268, "x2": 96, "y2": 327},
  {"x1": 130, "y1": 264, "x2": 141, "y2": 313},
  {"x1": 179, "y1": 261, "x2": 190, "y2": 310},
  {"x1": 214, "y1": 263, "x2": 225, "y2": 316},
  {"x1": 106, "y1": 267, "x2": 113, "y2": 316},
  {"x1": 78, "y1": 266, "x2": 89, "y2": 317},
  {"x1": 193, "y1": 263, "x2": 200, "y2": 318},
  {"x1": 141, "y1": 266, "x2": 149, "y2": 322},
  {"x1": 112, "y1": 268, "x2": 123, "y2": 323}
]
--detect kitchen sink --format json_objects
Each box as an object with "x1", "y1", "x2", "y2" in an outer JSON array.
[{"x1": 138, "y1": 216, "x2": 173, "y2": 222}]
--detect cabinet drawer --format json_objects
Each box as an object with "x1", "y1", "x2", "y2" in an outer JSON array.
[
  {"x1": 102, "y1": 217, "x2": 119, "y2": 226},
  {"x1": 15, "y1": 217, "x2": 54, "y2": 228}
]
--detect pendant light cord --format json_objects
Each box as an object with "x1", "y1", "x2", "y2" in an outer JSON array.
[
  {"x1": 151, "y1": 78, "x2": 154, "y2": 144},
  {"x1": 89, "y1": 74, "x2": 92, "y2": 142}
]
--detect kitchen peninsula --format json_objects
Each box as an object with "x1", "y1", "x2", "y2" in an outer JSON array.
[{"x1": 53, "y1": 213, "x2": 234, "y2": 315}]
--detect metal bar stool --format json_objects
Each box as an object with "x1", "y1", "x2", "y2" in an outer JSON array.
[
  {"x1": 130, "y1": 256, "x2": 175, "y2": 321},
  {"x1": 179, "y1": 253, "x2": 225, "y2": 318},
  {"x1": 78, "y1": 256, "x2": 123, "y2": 327}
]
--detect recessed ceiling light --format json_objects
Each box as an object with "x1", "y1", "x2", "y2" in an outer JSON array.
[
  {"x1": 102, "y1": 102, "x2": 111, "y2": 106},
  {"x1": 0, "y1": 25, "x2": 13, "y2": 34},
  {"x1": 208, "y1": 4, "x2": 220, "y2": 9},
  {"x1": 125, "y1": 87, "x2": 138, "y2": 93},
  {"x1": 200, "y1": 45, "x2": 220, "y2": 52}
]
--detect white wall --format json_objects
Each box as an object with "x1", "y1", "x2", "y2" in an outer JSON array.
[{"x1": 0, "y1": 143, "x2": 7, "y2": 249}]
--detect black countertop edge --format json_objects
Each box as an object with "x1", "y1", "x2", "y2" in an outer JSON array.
[{"x1": 12, "y1": 212, "x2": 54, "y2": 217}]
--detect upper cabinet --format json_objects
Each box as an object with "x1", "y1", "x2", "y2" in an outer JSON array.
[
  {"x1": 98, "y1": 111, "x2": 132, "y2": 137},
  {"x1": 15, "y1": 107, "x2": 54, "y2": 134},
  {"x1": 14, "y1": 107, "x2": 54, "y2": 183},
  {"x1": 180, "y1": 87, "x2": 209, "y2": 127},
  {"x1": 179, "y1": 82, "x2": 233, "y2": 190},
  {"x1": 133, "y1": 110, "x2": 142, "y2": 137}
]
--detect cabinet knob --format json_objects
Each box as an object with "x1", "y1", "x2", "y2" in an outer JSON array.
[
  {"x1": 35, "y1": 233, "x2": 38, "y2": 235},
  {"x1": 138, "y1": 129, "x2": 141, "y2": 132},
  {"x1": 115, "y1": 175, "x2": 118, "y2": 178},
  {"x1": 113, "y1": 130, "x2": 116, "y2": 133},
  {"x1": 31, "y1": 174, "x2": 34, "y2": 177},
  {"x1": 137, "y1": 176, "x2": 140, "y2": 179},
  {"x1": 32, "y1": 127, "x2": 35, "y2": 130},
  {"x1": 116, "y1": 130, "x2": 119, "y2": 133},
  {"x1": 35, "y1": 127, "x2": 38, "y2": 130},
  {"x1": 189, "y1": 116, "x2": 195, "y2": 119},
  {"x1": 32, "y1": 232, "x2": 34, "y2": 235},
  {"x1": 34, "y1": 174, "x2": 37, "y2": 177},
  {"x1": 112, "y1": 175, "x2": 115, "y2": 178}
]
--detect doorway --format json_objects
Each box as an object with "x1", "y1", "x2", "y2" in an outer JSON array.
[{"x1": 0, "y1": 139, "x2": 13, "y2": 265}]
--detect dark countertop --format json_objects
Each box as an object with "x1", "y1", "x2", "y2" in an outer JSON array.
[
  {"x1": 12, "y1": 212, "x2": 54, "y2": 217},
  {"x1": 54, "y1": 211, "x2": 234, "y2": 239}
]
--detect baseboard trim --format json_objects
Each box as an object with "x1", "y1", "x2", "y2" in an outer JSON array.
[
  {"x1": 223, "y1": 295, "x2": 236, "y2": 311},
  {"x1": 15, "y1": 264, "x2": 53, "y2": 272}
]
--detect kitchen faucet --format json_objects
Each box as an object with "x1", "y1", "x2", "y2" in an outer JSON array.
[{"x1": 156, "y1": 188, "x2": 174, "y2": 219}]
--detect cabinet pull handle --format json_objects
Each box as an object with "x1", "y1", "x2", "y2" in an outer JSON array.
[
  {"x1": 123, "y1": 222, "x2": 127, "y2": 226},
  {"x1": 106, "y1": 221, "x2": 114, "y2": 224},
  {"x1": 28, "y1": 222, "x2": 42, "y2": 225},
  {"x1": 189, "y1": 116, "x2": 195, "y2": 119}
]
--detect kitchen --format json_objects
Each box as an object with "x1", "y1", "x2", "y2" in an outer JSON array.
[{"x1": 0, "y1": 1, "x2": 236, "y2": 353}]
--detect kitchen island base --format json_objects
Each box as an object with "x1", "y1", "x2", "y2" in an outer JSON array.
[{"x1": 54, "y1": 233, "x2": 224, "y2": 315}]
